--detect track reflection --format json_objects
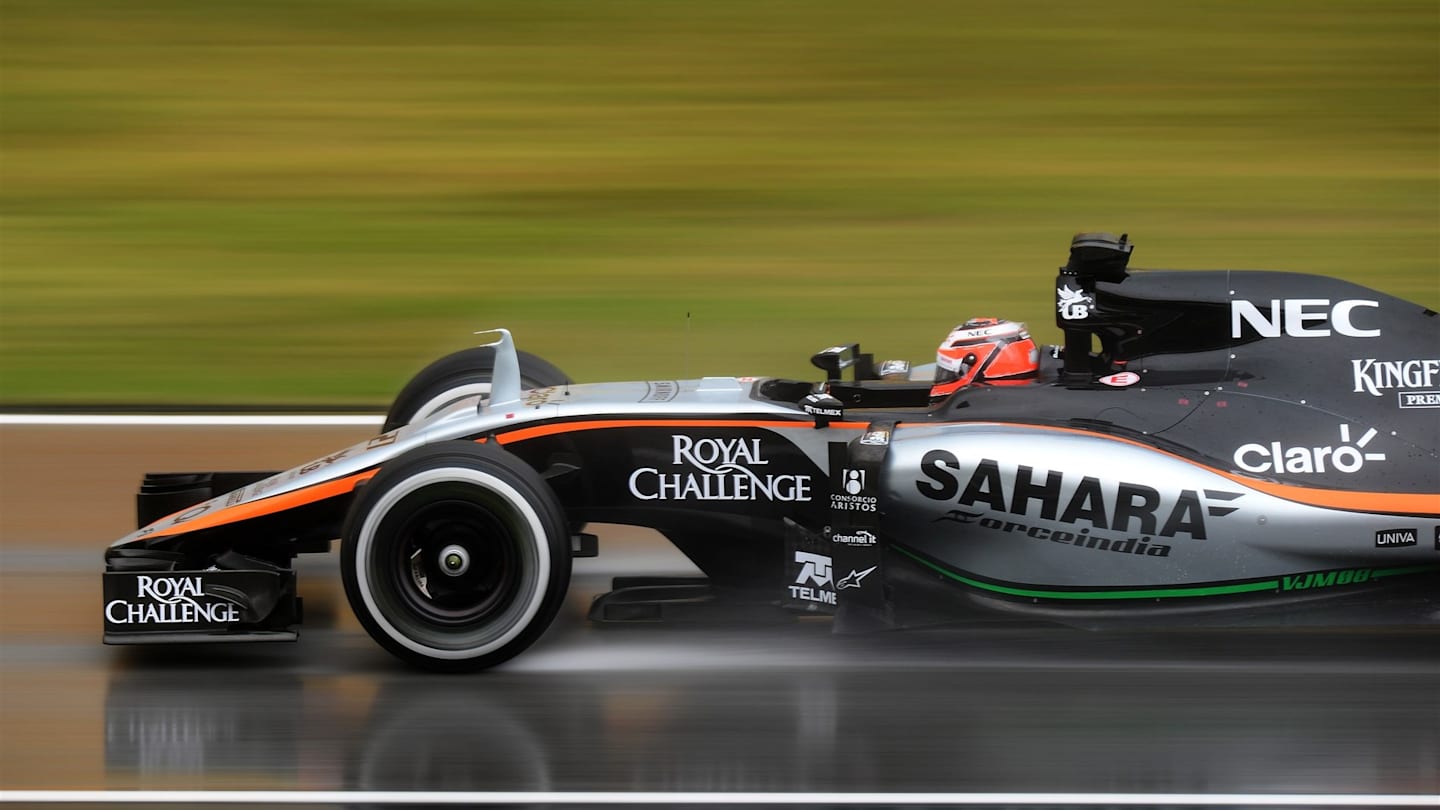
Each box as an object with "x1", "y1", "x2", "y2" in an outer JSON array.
[{"x1": 100, "y1": 616, "x2": 1440, "y2": 794}]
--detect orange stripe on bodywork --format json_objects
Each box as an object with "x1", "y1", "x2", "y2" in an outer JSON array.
[
  {"x1": 148, "y1": 469, "x2": 379, "y2": 538},
  {"x1": 492, "y1": 418, "x2": 869, "y2": 446},
  {"x1": 1215, "y1": 477, "x2": 1439, "y2": 515}
]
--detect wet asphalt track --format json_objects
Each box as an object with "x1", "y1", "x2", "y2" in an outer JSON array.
[{"x1": 1, "y1": 424, "x2": 1437, "y2": 802}]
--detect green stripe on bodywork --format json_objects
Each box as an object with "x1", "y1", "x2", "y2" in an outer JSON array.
[
  {"x1": 1371, "y1": 565, "x2": 1440, "y2": 579},
  {"x1": 893, "y1": 546, "x2": 1440, "y2": 601}
]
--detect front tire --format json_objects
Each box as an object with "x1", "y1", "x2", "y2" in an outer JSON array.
[
  {"x1": 384, "y1": 347, "x2": 571, "y2": 432},
  {"x1": 340, "y1": 442, "x2": 572, "y2": 671}
]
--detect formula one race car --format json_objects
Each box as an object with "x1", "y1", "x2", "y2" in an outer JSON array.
[{"x1": 103, "y1": 234, "x2": 1440, "y2": 670}]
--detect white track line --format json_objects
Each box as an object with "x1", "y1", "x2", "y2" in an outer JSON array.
[
  {"x1": 0, "y1": 414, "x2": 383, "y2": 427},
  {"x1": 1, "y1": 792, "x2": 1436, "y2": 806}
]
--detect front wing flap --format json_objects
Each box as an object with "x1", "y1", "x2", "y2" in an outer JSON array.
[{"x1": 103, "y1": 557, "x2": 300, "y2": 644}]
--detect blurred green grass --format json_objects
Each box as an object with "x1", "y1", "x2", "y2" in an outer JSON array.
[{"x1": 1, "y1": 0, "x2": 1436, "y2": 404}]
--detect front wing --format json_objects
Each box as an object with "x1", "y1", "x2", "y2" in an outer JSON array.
[{"x1": 103, "y1": 549, "x2": 301, "y2": 644}]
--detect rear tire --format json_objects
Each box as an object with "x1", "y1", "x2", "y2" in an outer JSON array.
[
  {"x1": 384, "y1": 347, "x2": 571, "y2": 432},
  {"x1": 340, "y1": 442, "x2": 572, "y2": 671}
]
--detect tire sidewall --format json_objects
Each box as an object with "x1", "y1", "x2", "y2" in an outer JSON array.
[{"x1": 341, "y1": 442, "x2": 571, "y2": 671}]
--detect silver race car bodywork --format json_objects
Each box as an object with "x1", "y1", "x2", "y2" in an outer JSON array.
[{"x1": 103, "y1": 234, "x2": 1440, "y2": 670}]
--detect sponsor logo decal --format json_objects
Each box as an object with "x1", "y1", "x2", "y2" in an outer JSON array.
[
  {"x1": 1098, "y1": 371, "x2": 1140, "y2": 387},
  {"x1": 947, "y1": 322, "x2": 1017, "y2": 342},
  {"x1": 628, "y1": 435, "x2": 812, "y2": 502},
  {"x1": 366, "y1": 430, "x2": 399, "y2": 450},
  {"x1": 523, "y1": 387, "x2": 561, "y2": 407},
  {"x1": 843, "y1": 469, "x2": 865, "y2": 494},
  {"x1": 1375, "y1": 528, "x2": 1418, "y2": 548},
  {"x1": 105, "y1": 576, "x2": 242, "y2": 625},
  {"x1": 1282, "y1": 569, "x2": 1372, "y2": 591},
  {"x1": 1351, "y1": 358, "x2": 1439, "y2": 397},
  {"x1": 877, "y1": 359, "x2": 911, "y2": 378},
  {"x1": 917, "y1": 451, "x2": 1241, "y2": 541},
  {"x1": 789, "y1": 551, "x2": 836, "y2": 605},
  {"x1": 250, "y1": 475, "x2": 283, "y2": 498},
  {"x1": 831, "y1": 528, "x2": 877, "y2": 547},
  {"x1": 801, "y1": 392, "x2": 845, "y2": 422},
  {"x1": 859, "y1": 429, "x2": 890, "y2": 447},
  {"x1": 1399, "y1": 391, "x2": 1440, "y2": 409},
  {"x1": 1230, "y1": 299, "x2": 1380, "y2": 339},
  {"x1": 831, "y1": 467, "x2": 877, "y2": 513},
  {"x1": 1057, "y1": 284, "x2": 1094, "y2": 321},
  {"x1": 1232, "y1": 424, "x2": 1385, "y2": 475},
  {"x1": 640, "y1": 381, "x2": 679, "y2": 403},
  {"x1": 936, "y1": 511, "x2": 1174, "y2": 557},
  {"x1": 837, "y1": 566, "x2": 877, "y2": 590}
]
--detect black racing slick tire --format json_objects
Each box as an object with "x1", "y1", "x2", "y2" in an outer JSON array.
[
  {"x1": 340, "y1": 442, "x2": 572, "y2": 672},
  {"x1": 383, "y1": 347, "x2": 571, "y2": 432}
]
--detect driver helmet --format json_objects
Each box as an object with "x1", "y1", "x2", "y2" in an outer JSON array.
[{"x1": 931, "y1": 317, "x2": 1039, "y2": 401}]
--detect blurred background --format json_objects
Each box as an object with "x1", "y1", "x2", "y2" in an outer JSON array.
[{"x1": 2, "y1": 0, "x2": 1436, "y2": 405}]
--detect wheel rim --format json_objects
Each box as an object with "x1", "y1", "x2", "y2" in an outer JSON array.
[
  {"x1": 354, "y1": 468, "x2": 551, "y2": 660},
  {"x1": 389, "y1": 496, "x2": 523, "y2": 625}
]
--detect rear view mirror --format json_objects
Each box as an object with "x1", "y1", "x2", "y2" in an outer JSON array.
[{"x1": 811, "y1": 343, "x2": 875, "y2": 382}]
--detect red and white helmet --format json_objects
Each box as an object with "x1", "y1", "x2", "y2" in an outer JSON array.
[{"x1": 930, "y1": 317, "x2": 1039, "y2": 401}]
